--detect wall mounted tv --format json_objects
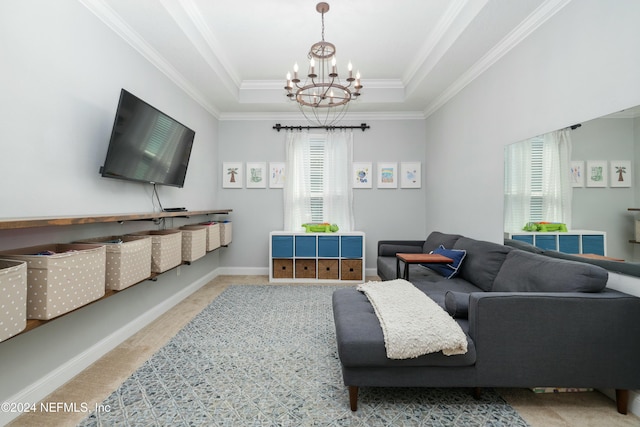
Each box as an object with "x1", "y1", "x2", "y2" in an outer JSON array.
[{"x1": 100, "y1": 89, "x2": 195, "y2": 188}]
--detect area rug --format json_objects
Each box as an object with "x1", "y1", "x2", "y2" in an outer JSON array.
[{"x1": 79, "y1": 285, "x2": 529, "y2": 426}]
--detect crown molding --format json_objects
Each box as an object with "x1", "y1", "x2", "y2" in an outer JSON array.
[
  {"x1": 161, "y1": 0, "x2": 241, "y2": 94},
  {"x1": 78, "y1": 0, "x2": 221, "y2": 118},
  {"x1": 218, "y1": 110, "x2": 426, "y2": 122},
  {"x1": 404, "y1": 0, "x2": 488, "y2": 96},
  {"x1": 238, "y1": 79, "x2": 406, "y2": 104},
  {"x1": 423, "y1": 0, "x2": 573, "y2": 118}
]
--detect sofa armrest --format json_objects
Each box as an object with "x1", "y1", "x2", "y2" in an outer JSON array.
[
  {"x1": 467, "y1": 290, "x2": 640, "y2": 389},
  {"x1": 377, "y1": 240, "x2": 425, "y2": 257}
]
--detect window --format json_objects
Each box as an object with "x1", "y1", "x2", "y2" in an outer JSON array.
[
  {"x1": 504, "y1": 130, "x2": 572, "y2": 232},
  {"x1": 529, "y1": 136, "x2": 544, "y2": 222},
  {"x1": 284, "y1": 131, "x2": 354, "y2": 231},
  {"x1": 308, "y1": 136, "x2": 325, "y2": 223}
]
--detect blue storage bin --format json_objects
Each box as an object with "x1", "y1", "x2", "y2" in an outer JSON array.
[
  {"x1": 272, "y1": 236, "x2": 293, "y2": 258},
  {"x1": 295, "y1": 235, "x2": 317, "y2": 257},
  {"x1": 512, "y1": 235, "x2": 534, "y2": 245},
  {"x1": 318, "y1": 236, "x2": 339, "y2": 257},
  {"x1": 341, "y1": 236, "x2": 363, "y2": 258},
  {"x1": 582, "y1": 235, "x2": 605, "y2": 255},
  {"x1": 558, "y1": 235, "x2": 580, "y2": 254},
  {"x1": 534, "y1": 235, "x2": 557, "y2": 251}
]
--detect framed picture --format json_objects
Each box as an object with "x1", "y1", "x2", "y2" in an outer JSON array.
[
  {"x1": 570, "y1": 161, "x2": 584, "y2": 187},
  {"x1": 377, "y1": 162, "x2": 397, "y2": 189},
  {"x1": 269, "y1": 162, "x2": 286, "y2": 188},
  {"x1": 400, "y1": 162, "x2": 421, "y2": 188},
  {"x1": 222, "y1": 162, "x2": 243, "y2": 188},
  {"x1": 586, "y1": 160, "x2": 607, "y2": 187},
  {"x1": 352, "y1": 162, "x2": 372, "y2": 188},
  {"x1": 246, "y1": 162, "x2": 267, "y2": 188},
  {"x1": 610, "y1": 160, "x2": 632, "y2": 188}
]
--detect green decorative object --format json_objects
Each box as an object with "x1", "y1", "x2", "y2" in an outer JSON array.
[{"x1": 302, "y1": 223, "x2": 339, "y2": 233}]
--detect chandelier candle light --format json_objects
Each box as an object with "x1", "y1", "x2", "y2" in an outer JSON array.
[{"x1": 285, "y1": 2, "x2": 362, "y2": 126}]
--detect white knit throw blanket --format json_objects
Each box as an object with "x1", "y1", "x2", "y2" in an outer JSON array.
[{"x1": 357, "y1": 279, "x2": 468, "y2": 359}]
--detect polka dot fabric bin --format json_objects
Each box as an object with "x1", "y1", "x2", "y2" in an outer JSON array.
[
  {"x1": 178, "y1": 226, "x2": 207, "y2": 262},
  {"x1": 131, "y1": 230, "x2": 182, "y2": 273},
  {"x1": 76, "y1": 235, "x2": 152, "y2": 291},
  {"x1": 0, "y1": 259, "x2": 27, "y2": 342},
  {"x1": 198, "y1": 222, "x2": 221, "y2": 251},
  {"x1": 0, "y1": 244, "x2": 106, "y2": 320},
  {"x1": 219, "y1": 221, "x2": 232, "y2": 246}
]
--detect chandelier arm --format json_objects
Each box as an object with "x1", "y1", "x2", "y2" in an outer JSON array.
[{"x1": 284, "y1": 2, "x2": 362, "y2": 126}]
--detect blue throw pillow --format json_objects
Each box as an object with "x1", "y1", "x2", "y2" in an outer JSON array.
[{"x1": 422, "y1": 245, "x2": 467, "y2": 279}]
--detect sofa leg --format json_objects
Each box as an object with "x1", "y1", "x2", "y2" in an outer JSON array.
[
  {"x1": 616, "y1": 389, "x2": 628, "y2": 415},
  {"x1": 349, "y1": 386, "x2": 358, "y2": 411},
  {"x1": 472, "y1": 387, "x2": 482, "y2": 400}
]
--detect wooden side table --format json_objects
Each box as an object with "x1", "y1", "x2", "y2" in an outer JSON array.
[{"x1": 396, "y1": 253, "x2": 454, "y2": 280}]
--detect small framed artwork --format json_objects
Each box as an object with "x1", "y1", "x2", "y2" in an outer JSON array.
[
  {"x1": 586, "y1": 160, "x2": 607, "y2": 187},
  {"x1": 377, "y1": 162, "x2": 398, "y2": 189},
  {"x1": 246, "y1": 162, "x2": 267, "y2": 188},
  {"x1": 269, "y1": 162, "x2": 286, "y2": 188},
  {"x1": 223, "y1": 162, "x2": 243, "y2": 188},
  {"x1": 352, "y1": 162, "x2": 372, "y2": 188},
  {"x1": 570, "y1": 161, "x2": 584, "y2": 187},
  {"x1": 400, "y1": 162, "x2": 421, "y2": 188},
  {"x1": 610, "y1": 160, "x2": 632, "y2": 188}
]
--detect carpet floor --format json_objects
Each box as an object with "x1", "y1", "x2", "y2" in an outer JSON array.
[
  {"x1": 77, "y1": 285, "x2": 528, "y2": 426},
  {"x1": 9, "y1": 276, "x2": 638, "y2": 427}
]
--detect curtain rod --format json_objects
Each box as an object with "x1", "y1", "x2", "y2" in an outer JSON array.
[{"x1": 273, "y1": 123, "x2": 370, "y2": 132}]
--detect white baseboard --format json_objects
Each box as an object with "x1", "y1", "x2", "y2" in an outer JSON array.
[
  {"x1": 217, "y1": 266, "x2": 379, "y2": 279},
  {"x1": 216, "y1": 266, "x2": 269, "y2": 276},
  {"x1": 0, "y1": 267, "x2": 221, "y2": 426}
]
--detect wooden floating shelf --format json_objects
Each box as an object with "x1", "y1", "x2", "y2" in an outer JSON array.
[{"x1": 0, "y1": 209, "x2": 232, "y2": 230}]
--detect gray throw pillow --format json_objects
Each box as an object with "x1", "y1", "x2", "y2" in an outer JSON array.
[
  {"x1": 423, "y1": 231, "x2": 463, "y2": 254},
  {"x1": 444, "y1": 291, "x2": 469, "y2": 318},
  {"x1": 493, "y1": 249, "x2": 608, "y2": 293}
]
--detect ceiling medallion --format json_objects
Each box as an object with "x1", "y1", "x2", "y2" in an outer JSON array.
[{"x1": 285, "y1": 2, "x2": 362, "y2": 126}]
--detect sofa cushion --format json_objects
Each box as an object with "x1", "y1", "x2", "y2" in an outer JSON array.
[
  {"x1": 493, "y1": 249, "x2": 609, "y2": 293},
  {"x1": 503, "y1": 238, "x2": 544, "y2": 254},
  {"x1": 453, "y1": 237, "x2": 512, "y2": 291},
  {"x1": 423, "y1": 232, "x2": 463, "y2": 254},
  {"x1": 332, "y1": 288, "x2": 476, "y2": 368},
  {"x1": 445, "y1": 291, "x2": 469, "y2": 318},
  {"x1": 422, "y1": 245, "x2": 467, "y2": 279}
]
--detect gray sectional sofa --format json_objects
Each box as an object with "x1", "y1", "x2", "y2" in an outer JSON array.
[{"x1": 332, "y1": 231, "x2": 640, "y2": 413}]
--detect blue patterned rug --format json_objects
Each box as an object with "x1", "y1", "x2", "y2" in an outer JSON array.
[{"x1": 79, "y1": 285, "x2": 529, "y2": 426}]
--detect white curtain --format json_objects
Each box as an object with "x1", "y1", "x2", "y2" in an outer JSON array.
[
  {"x1": 504, "y1": 138, "x2": 532, "y2": 232},
  {"x1": 542, "y1": 129, "x2": 573, "y2": 228},
  {"x1": 283, "y1": 131, "x2": 312, "y2": 231},
  {"x1": 283, "y1": 130, "x2": 354, "y2": 232},
  {"x1": 503, "y1": 129, "x2": 573, "y2": 232},
  {"x1": 323, "y1": 131, "x2": 354, "y2": 231}
]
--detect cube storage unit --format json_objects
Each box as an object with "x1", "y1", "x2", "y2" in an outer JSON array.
[
  {"x1": 0, "y1": 244, "x2": 106, "y2": 320},
  {"x1": 75, "y1": 235, "x2": 152, "y2": 291},
  {"x1": 219, "y1": 221, "x2": 232, "y2": 246},
  {"x1": 269, "y1": 231, "x2": 365, "y2": 282},
  {"x1": 178, "y1": 226, "x2": 207, "y2": 262},
  {"x1": 505, "y1": 230, "x2": 607, "y2": 255},
  {"x1": 0, "y1": 259, "x2": 27, "y2": 341},
  {"x1": 131, "y1": 230, "x2": 182, "y2": 273},
  {"x1": 198, "y1": 222, "x2": 221, "y2": 251}
]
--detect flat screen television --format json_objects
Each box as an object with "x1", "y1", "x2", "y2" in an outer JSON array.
[{"x1": 100, "y1": 89, "x2": 195, "y2": 188}]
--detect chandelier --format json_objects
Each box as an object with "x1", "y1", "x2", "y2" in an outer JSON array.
[{"x1": 285, "y1": 2, "x2": 362, "y2": 126}]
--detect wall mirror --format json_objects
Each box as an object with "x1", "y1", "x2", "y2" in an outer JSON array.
[{"x1": 504, "y1": 105, "x2": 640, "y2": 263}]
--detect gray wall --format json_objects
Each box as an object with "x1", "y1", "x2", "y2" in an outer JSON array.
[
  {"x1": 0, "y1": 1, "x2": 223, "y2": 419},
  {"x1": 424, "y1": 0, "x2": 640, "y2": 244},
  {"x1": 217, "y1": 118, "x2": 427, "y2": 274},
  {"x1": 571, "y1": 117, "x2": 636, "y2": 260}
]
